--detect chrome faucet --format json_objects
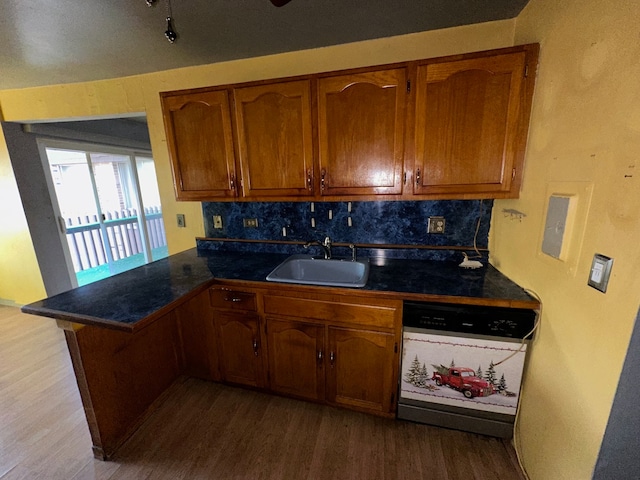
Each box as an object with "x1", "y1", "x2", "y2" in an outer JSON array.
[{"x1": 304, "y1": 236, "x2": 332, "y2": 259}]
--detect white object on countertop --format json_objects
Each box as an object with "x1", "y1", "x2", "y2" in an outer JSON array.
[{"x1": 459, "y1": 253, "x2": 484, "y2": 269}]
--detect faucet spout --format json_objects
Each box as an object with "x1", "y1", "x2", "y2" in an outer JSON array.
[{"x1": 303, "y1": 236, "x2": 332, "y2": 259}]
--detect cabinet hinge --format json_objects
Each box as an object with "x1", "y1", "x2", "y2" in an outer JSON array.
[
  {"x1": 406, "y1": 80, "x2": 411, "y2": 93},
  {"x1": 402, "y1": 172, "x2": 407, "y2": 185},
  {"x1": 524, "y1": 64, "x2": 529, "y2": 78}
]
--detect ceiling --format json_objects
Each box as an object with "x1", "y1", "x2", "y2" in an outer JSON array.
[{"x1": 1, "y1": 0, "x2": 529, "y2": 91}]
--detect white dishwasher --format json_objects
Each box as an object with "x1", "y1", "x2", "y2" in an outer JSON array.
[{"x1": 398, "y1": 301, "x2": 536, "y2": 438}]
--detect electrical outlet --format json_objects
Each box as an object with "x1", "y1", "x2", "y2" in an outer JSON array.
[
  {"x1": 428, "y1": 216, "x2": 446, "y2": 234},
  {"x1": 213, "y1": 215, "x2": 223, "y2": 229},
  {"x1": 243, "y1": 218, "x2": 259, "y2": 228},
  {"x1": 176, "y1": 214, "x2": 186, "y2": 228}
]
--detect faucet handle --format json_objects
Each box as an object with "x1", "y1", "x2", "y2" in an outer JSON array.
[
  {"x1": 349, "y1": 244, "x2": 357, "y2": 261},
  {"x1": 323, "y1": 236, "x2": 332, "y2": 247}
]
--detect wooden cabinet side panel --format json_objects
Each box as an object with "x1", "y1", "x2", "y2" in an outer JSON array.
[
  {"x1": 67, "y1": 313, "x2": 182, "y2": 458},
  {"x1": 161, "y1": 91, "x2": 237, "y2": 199},
  {"x1": 233, "y1": 81, "x2": 314, "y2": 197},
  {"x1": 326, "y1": 327, "x2": 397, "y2": 415},
  {"x1": 266, "y1": 317, "x2": 325, "y2": 402},
  {"x1": 175, "y1": 291, "x2": 219, "y2": 381},
  {"x1": 317, "y1": 69, "x2": 407, "y2": 195}
]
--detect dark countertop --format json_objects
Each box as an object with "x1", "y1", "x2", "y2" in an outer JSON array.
[{"x1": 22, "y1": 248, "x2": 538, "y2": 332}]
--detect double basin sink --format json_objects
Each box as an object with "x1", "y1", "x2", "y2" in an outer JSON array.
[{"x1": 266, "y1": 254, "x2": 370, "y2": 288}]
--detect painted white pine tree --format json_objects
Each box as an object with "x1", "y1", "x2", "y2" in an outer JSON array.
[
  {"x1": 476, "y1": 365, "x2": 483, "y2": 378},
  {"x1": 484, "y1": 361, "x2": 498, "y2": 386},
  {"x1": 498, "y1": 374, "x2": 507, "y2": 392},
  {"x1": 404, "y1": 355, "x2": 422, "y2": 385},
  {"x1": 419, "y1": 363, "x2": 429, "y2": 386}
]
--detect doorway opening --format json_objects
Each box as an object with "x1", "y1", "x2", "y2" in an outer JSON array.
[{"x1": 42, "y1": 140, "x2": 168, "y2": 286}]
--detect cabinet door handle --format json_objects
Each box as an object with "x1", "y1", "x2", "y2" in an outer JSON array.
[
  {"x1": 230, "y1": 173, "x2": 236, "y2": 190},
  {"x1": 223, "y1": 296, "x2": 243, "y2": 302},
  {"x1": 329, "y1": 351, "x2": 335, "y2": 366},
  {"x1": 317, "y1": 350, "x2": 323, "y2": 364},
  {"x1": 321, "y1": 169, "x2": 326, "y2": 191},
  {"x1": 253, "y1": 338, "x2": 259, "y2": 356},
  {"x1": 415, "y1": 168, "x2": 421, "y2": 186},
  {"x1": 307, "y1": 169, "x2": 313, "y2": 191}
]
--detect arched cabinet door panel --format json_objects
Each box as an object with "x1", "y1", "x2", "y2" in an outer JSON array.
[
  {"x1": 161, "y1": 90, "x2": 237, "y2": 200},
  {"x1": 214, "y1": 312, "x2": 265, "y2": 388},
  {"x1": 326, "y1": 326, "x2": 396, "y2": 414},
  {"x1": 413, "y1": 51, "x2": 527, "y2": 195},
  {"x1": 266, "y1": 317, "x2": 325, "y2": 402},
  {"x1": 233, "y1": 80, "x2": 315, "y2": 198},
  {"x1": 317, "y1": 69, "x2": 407, "y2": 196}
]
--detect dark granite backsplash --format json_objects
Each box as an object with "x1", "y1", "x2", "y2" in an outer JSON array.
[{"x1": 200, "y1": 200, "x2": 492, "y2": 262}]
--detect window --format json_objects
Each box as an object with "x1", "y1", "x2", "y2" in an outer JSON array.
[{"x1": 42, "y1": 140, "x2": 168, "y2": 286}]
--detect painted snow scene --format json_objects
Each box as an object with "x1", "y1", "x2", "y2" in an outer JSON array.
[{"x1": 400, "y1": 332, "x2": 527, "y2": 414}]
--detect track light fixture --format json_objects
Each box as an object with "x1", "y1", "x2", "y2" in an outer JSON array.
[
  {"x1": 145, "y1": 0, "x2": 294, "y2": 43},
  {"x1": 146, "y1": 0, "x2": 177, "y2": 44}
]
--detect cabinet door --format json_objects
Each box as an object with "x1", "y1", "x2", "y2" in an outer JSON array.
[
  {"x1": 317, "y1": 69, "x2": 407, "y2": 196},
  {"x1": 326, "y1": 327, "x2": 397, "y2": 415},
  {"x1": 161, "y1": 90, "x2": 238, "y2": 200},
  {"x1": 214, "y1": 312, "x2": 265, "y2": 388},
  {"x1": 233, "y1": 80, "x2": 314, "y2": 197},
  {"x1": 266, "y1": 318, "x2": 325, "y2": 402},
  {"x1": 174, "y1": 291, "x2": 219, "y2": 381},
  {"x1": 413, "y1": 52, "x2": 526, "y2": 195}
]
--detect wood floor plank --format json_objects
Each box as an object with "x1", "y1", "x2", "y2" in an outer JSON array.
[{"x1": 1, "y1": 306, "x2": 525, "y2": 480}]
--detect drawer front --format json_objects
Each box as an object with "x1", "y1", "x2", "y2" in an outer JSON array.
[
  {"x1": 264, "y1": 295, "x2": 398, "y2": 329},
  {"x1": 210, "y1": 288, "x2": 257, "y2": 311}
]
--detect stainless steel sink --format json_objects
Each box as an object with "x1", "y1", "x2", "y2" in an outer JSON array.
[{"x1": 266, "y1": 255, "x2": 370, "y2": 288}]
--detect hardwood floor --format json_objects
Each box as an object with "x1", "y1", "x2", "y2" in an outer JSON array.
[{"x1": 0, "y1": 306, "x2": 525, "y2": 480}]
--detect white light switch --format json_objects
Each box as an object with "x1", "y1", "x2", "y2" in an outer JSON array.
[{"x1": 588, "y1": 254, "x2": 613, "y2": 292}]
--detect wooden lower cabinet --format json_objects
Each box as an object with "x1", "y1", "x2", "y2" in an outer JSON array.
[
  {"x1": 266, "y1": 317, "x2": 325, "y2": 401},
  {"x1": 59, "y1": 285, "x2": 401, "y2": 460},
  {"x1": 263, "y1": 292, "x2": 401, "y2": 416},
  {"x1": 214, "y1": 311, "x2": 265, "y2": 388},
  {"x1": 326, "y1": 327, "x2": 397, "y2": 414}
]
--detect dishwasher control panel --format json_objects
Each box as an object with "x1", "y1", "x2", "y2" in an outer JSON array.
[{"x1": 403, "y1": 301, "x2": 536, "y2": 339}]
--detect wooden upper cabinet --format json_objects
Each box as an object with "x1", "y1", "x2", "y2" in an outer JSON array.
[
  {"x1": 160, "y1": 45, "x2": 537, "y2": 201},
  {"x1": 317, "y1": 69, "x2": 407, "y2": 196},
  {"x1": 413, "y1": 51, "x2": 529, "y2": 196},
  {"x1": 161, "y1": 90, "x2": 237, "y2": 200},
  {"x1": 233, "y1": 80, "x2": 315, "y2": 198}
]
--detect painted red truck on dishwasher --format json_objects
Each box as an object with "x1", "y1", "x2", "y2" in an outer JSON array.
[{"x1": 432, "y1": 366, "x2": 495, "y2": 399}]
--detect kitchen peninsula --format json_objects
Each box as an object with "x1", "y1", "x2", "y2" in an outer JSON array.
[{"x1": 23, "y1": 245, "x2": 538, "y2": 460}]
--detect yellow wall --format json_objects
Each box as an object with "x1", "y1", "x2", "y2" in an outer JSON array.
[
  {"x1": 0, "y1": 20, "x2": 515, "y2": 305},
  {"x1": 490, "y1": 0, "x2": 640, "y2": 478}
]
